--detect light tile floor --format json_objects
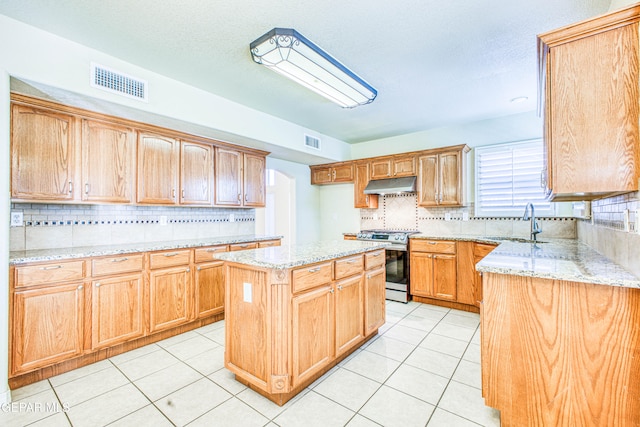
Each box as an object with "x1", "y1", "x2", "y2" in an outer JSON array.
[{"x1": 1, "y1": 301, "x2": 501, "y2": 427}]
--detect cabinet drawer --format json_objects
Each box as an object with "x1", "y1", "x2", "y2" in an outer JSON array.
[
  {"x1": 334, "y1": 255, "x2": 364, "y2": 280},
  {"x1": 292, "y1": 262, "x2": 332, "y2": 293},
  {"x1": 411, "y1": 240, "x2": 456, "y2": 254},
  {"x1": 92, "y1": 254, "x2": 143, "y2": 277},
  {"x1": 229, "y1": 242, "x2": 258, "y2": 251},
  {"x1": 15, "y1": 260, "x2": 85, "y2": 288},
  {"x1": 195, "y1": 245, "x2": 229, "y2": 263},
  {"x1": 365, "y1": 250, "x2": 385, "y2": 270},
  {"x1": 149, "y1": 250, "x2": 191, "y2": 269},
  {"x1": 258, "y1": 240, "x2": 281, "y2": 248}
]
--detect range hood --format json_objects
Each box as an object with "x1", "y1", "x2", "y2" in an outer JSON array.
[{"x1": 363, "y1": 176, "x2": 417, "y2": 194}]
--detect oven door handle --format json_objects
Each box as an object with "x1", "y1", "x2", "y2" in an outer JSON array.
[{"x1": 385, "y1": 244, "x2": 407, "y2": 251}]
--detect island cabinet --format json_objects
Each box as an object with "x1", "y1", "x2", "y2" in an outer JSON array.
[
  {"x1": 221, "y1": 244, "x2": 386, "y2": 406},
  {"x1": 538, "y1": 5, "x2": 640, "y2": 200},
  {"x1": 481, "y1": 272, "x2": 640, "y2": 426}
]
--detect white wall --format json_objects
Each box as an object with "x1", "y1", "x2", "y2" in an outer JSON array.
[
  {"x1": 0, "y1": 69, "x2": 10, "y2": 404},
  {"x1": 266, "y1": 157, "x2": 321, "y2": 245},
  {"x1": 318, "y1": 184, "x2": 360, "y2": 240},
  {"x1": 609, "y1": 0, "x2": 637, "y2": 11}
]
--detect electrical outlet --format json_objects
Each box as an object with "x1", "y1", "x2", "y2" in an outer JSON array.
[
  {"x1": 229, "y1": 213, "x2": 235, "y2": 223},
  {"x1": 10, "y1": 211, "x2": 23, "y2": 227},
  {"x1": 462, "y1": 212, "x2": 469, "y2": 221},
  {"x1": 159, "y1": 215, "x2": 168, "y2": 226},
  {"x1": 444, "y1": 212, "x2": 451, "y2": 221}
]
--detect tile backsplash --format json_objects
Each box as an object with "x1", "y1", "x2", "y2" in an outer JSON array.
[
  {"x1": 10, "y1": 203, "x2": 255, "y2": 251},
  {"x1": 360, "y1": 193, "x2": 577, "y2": 239}
]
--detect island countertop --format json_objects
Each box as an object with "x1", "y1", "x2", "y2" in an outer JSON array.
[
  {"x1": 475, "y1": 239, "x2": 639, "y2": 288},
  {"x1": 214, "y1": 240, "x2": 390, "y2": 270},
  {"x1": 9, "y1": 234, "x2": 282, "y2": 264}
]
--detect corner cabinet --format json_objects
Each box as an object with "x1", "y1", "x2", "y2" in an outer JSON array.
[
  {"x1": 11, "y1": 104, "x2": 77, "y2": 201},
  {"x1": 418, "y1": 145, "x2": 468, "y2": 207},
  {"x1": 215, "y1": 147, "x2": 266, "y2": 207},
  {"x1": 538, "y1": 5, "x2": 640, "y2": 200}
]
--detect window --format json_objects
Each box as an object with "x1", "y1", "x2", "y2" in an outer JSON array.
[{"x1": 475, "y1": 139, "x2": 553, "y2": 217}]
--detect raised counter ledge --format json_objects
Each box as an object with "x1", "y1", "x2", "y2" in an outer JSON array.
[
  {"x1": 213, "y1": 240, "x2": 390, "y2": 269},
  {"x1": 9, "y1": 234, "x2": 283, "y2": 264}
]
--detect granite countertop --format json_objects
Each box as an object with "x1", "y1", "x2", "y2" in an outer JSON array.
[
  {"x1": 9, "y1": 235, "x2": 283, "y2": 264},
  {"x1": 213, "y1": 240, "x2": 390, "y2": 270}
]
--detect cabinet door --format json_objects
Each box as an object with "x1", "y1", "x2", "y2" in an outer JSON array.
[
  {"x1": 354, "y1": 162, "x2": 378, "y2": 208},
  {"x1": 12, "y1": 283, "x2": 84, "y2": 375},
  {"x1": 439, "y1": 151, "x2": 461, "y2": 206},
  {"x1": 137, "y1": 133, "x2": 179, "y2": 204},
  {"x1": 364, "y1": 267, "x2": 386, "y2": 336},
  {"x1": 433, "y1": 254, "x2": 457, "y2": 301},
  {"x1": 91, "y1": 274, "x2": 144, "y2": 349},
  {"x1": 332, "y1": 163, "x2": 354, "y2": 183},
  {"x1": 215, "y1": 147, "x2": 242, "y2": 206},
  {"x1": 11, "y1": 104, "x2": 76, "y2": 200},
  {"x1": 335, "y1": 275, "x2": 364, "y2": 357},
  {"x1": 392, "y1": 155, "x2": 416, "y2": 177},
  {"x1": 409, "y1": 252, "x2": 434, "y2": 297},
  {"x1": 548, "y1": 24, "x2": 639, "y2": 198},
  {"x1": 195, "y1": 261, "x2": 225, "y2": 318},
  {"x1": 82, "y1": 119, "x2": 135, "y2": 203},
  {"x1": 292, "y1": 284, "x2": 334, "y2": 387},
  {"x1": 180, "y1": 140, "x2": 213, "y2": 205},
  {"x1": 243, "y1": 153, "x2": 266, "y2": 206},
  {"x1": 370, "y1": 157, "x2": 392, "y2": 179},
  {"x1": 311, "y1": 166, "x2": 332, "y2": 184},
  {"x1": 149, "y1": 266, "x2": 191, "y2": 333},
  {"x1": 417, "y1": 154, "x2": 438, "y2": 207}
]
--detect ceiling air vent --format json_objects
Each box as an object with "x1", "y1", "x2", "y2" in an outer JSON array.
[
  {"x1": 305, "y1": 135, "x2": 321, "y2": 150},
  {"x1": 90, "y1": 63, "x2": 148, "y2": 102}
]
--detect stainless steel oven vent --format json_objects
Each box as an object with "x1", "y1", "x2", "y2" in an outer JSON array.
[{"x1": 91, "y1": 63, "x2": 148, "y2": 101}]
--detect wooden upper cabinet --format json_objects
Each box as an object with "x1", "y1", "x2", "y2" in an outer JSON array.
[
  {"x1": 392, "y1": 155, "x2": 416, "y2": 177},
  {"x1": 244, "y1": 153, "x2": 266, "y2": 206},
  {"x1": 137, "y1": 132, "x2": 179, "y2": 204},
  {"x1": 310, "y1": 163, "x2": 354, "y2": 184},
  {"x1": 11, "y1": 104, "x2": 76, "y2": 201},
  {"x1": 370, "y1": 157, "x2": 392, "y2": 179},
  {"x1": 354, "y1": 161, "x2": 378, "y2": 209},
  {"x1": 81, "y1": 119, "x2": 135, "y2": 203},
  {"x1": 418, "y1": 147, "x2": 467, "y2": 207},
  {"x1": 538, "y1": 7, "x2": 640, "y2": 200},
  {"x1": 180, "y1": 140, "x2": 213, "y2": 205},
  {"x1": 215, "y1": 147, "x2": 243, "y2": 206}
]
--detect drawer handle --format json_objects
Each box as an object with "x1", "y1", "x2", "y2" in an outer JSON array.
[
  {"x1": 164, "y1": 252, "x2": 179, "y2": 257},
  {"x1": 347, "y1": 259, "x2": 358, "y2": 264},
  {"x1": 41, "y1": 265, "x2": 62, "y2": 270},
  {"x1": 308, "y1": 267, "x2": 321, "y2": 273},
  {"x1": 206, "y1": 248, "x2": 221, "y2": 253},
  {"x1": 111, "y1": 257, "x2": 129, "y2": 263},
  {"x1": 428, "y1": 242, "x2": 437, "y2": 245},
  {"x1": 372, "y1": 253, "x2": 381, "y2": 257},
  {"x1": 239, "y1": 244, "x2": 249, "y2": 248}
]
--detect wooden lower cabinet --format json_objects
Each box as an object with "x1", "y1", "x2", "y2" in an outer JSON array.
[
  {"x1": 91, "y1": 274, "x2": 144, "y2": 349},
  {"x1": 12, "y1": 283, "x2": 84, "y2": 375},
  {"x1": 364, "y1": 266, "x2": 386, "y2": 335},
  {"x1": 335, "y1": 275, "x2": 364, "y2": 357},
  {"x1": 194, "y1": 261, "x2": 225, "y2": 318},
  {"x1": 292, "y1": 284, "x2": 335, "y2": 387},
  {"x1": 432, "y1": 254, "x2": 457, "y2": 300},
  {"x1": 149, "y1": 266, "x2": 192, "y2": 333}
]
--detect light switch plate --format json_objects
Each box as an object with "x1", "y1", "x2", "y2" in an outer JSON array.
[
  {"x1": 10, "y1": 211, "x2": 23, "y2": 227},
  {"x1": 243, "y1": 282, "x2": 252, "y2": 303}
]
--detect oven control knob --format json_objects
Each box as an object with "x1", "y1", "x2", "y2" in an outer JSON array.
[{"x1": 394, "y1": 235, "x2": 400, "y2": 240}]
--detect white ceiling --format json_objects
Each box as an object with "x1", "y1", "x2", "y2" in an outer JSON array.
[{"x1": 0, "y1": 0, "x2": 611, "y2": 144}]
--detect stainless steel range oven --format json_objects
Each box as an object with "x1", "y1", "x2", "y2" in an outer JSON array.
[{"x1": 356, "y1": 230, "x2": 418, "y2": 303}]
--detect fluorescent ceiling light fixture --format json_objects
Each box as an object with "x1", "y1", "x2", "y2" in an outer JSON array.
[{"x1": 250, "y1": 28, "x2": 377, "y2": 108}]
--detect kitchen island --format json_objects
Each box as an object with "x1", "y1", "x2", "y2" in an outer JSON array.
[
  {"x1": 476, "y1": 240, "x2": 640, "y2": 426},
  {"x1": 214, "y1": 240, "x2": 388, "y2": 405}
]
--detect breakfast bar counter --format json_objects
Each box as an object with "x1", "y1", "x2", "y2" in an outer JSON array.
[{"x1": 213, "y1": 240, "x2": 389, "y2": 405}]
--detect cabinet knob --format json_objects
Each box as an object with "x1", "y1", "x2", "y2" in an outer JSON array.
[
  {"x1": 197, "y1": 267, "x2": 201, "y2": 271},
  {"x1": 338, "y1": 285, "x2": 343, "y2": 291},
  {"x1": 186, "y1": 268, "x2": 190, "y2": 272},
  {"x1": 329, "y1": 288, "x2": 335, "y2": 294},
  {"x1": 77, "y1": 285, "x2": 83, "y2": 290},
  {"x1": 95, "y1": 283, "x2": 101, "y2": 287}
]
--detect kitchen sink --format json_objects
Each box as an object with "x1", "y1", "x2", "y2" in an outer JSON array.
[{"x1": 486, "y1": 237, "x2": 547, "y2": 244}]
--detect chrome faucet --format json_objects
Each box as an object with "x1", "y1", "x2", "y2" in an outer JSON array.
[{"x1": 522, "y1": 202, "x2": 542, "y2": 241}]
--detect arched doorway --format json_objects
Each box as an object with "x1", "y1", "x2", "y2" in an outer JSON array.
[{"x1": 255, "y1": 168, "x2": 296, "y2": 246}]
